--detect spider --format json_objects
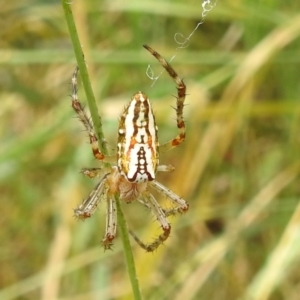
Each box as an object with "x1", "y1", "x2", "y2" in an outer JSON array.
[{"x1": 71, "y1": 44, "x2": 189, "y2": 252}]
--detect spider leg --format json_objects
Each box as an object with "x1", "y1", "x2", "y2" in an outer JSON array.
[
  {"x1": 143, "y1": 45, "x2": 186, "y2": 151},
  {"x1": 137, "y1": 197, "x2": 150, "y2": 209},
  {"x1": 81, "y1": 167, "x2": 103, "y2": 178},
  {"x1": 153, "y1": 165, "x2": 187, "y2": 217},
  {"x1": 71, "y1": 67, "x2": 105, "y2": 161},
  {"x1": 102, "y1": 195, "x2": 117, "y2": 250},
  {"x1": 162, "y1": 207, "x2": 187, "y2": 217},
  {"x1": 74, "y1": 174, "x2": 109, "y2": 220},
  {"x1": 150, "y1": 180, "x2": 189, "y2": 213},
  {"x1": 157, "y1": 164, "x2": 175, "y2": 172},
  {"x1": 138, "y1": 195, "x2": 185, "y2": 218},
  {"x1": 130, "y1": 192, "x2": 171, "y2": 252}
]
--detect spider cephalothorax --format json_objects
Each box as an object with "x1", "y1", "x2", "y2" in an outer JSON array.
[{"x1": 71, "y1": 45, "x2": 188, "y2": 251}]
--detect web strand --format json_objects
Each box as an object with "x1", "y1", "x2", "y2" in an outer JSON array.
[{"x1": 146, "y1": 0, "x2": 218, "y2": 86}]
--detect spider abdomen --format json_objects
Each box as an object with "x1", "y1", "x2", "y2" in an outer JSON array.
[{"x1": 117, "y1": 92, "x2": 159, "y2": 183}]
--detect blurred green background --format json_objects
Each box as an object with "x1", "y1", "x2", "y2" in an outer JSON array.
[{"x1": 1, "y1": 0, "x2": 300, "y2": 299}]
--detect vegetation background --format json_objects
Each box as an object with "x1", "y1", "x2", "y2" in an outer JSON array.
[{"x1": 1, "y1": 0, "x2": 300, "y2": 299}]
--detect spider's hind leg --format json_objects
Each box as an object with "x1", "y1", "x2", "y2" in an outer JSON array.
[
  {"x1": 137, "y1": 197, "x2": 181, "y2": 219},
  {"x1": 102, "y1": 195, "x2": 117, "y2": 250},
  {"x1": 150, "y1": 180, "x2": 189, "y2": 213},
  {"x1": 130, "y1": 192, "x2": 171, "y2": 252}
]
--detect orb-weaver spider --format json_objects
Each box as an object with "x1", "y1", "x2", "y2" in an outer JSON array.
[{"x1": 71, "y1": 45, "x2": 188, "y2": 252}]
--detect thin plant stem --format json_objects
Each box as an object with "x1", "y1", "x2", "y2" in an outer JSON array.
[
  {"x1": 61, "y1": 1, "x2": 142, "y2": 299},
  {"x1": 61, "y1": 0, "x2": 107, "y2": 155},
  {"x1": 115, "y1": 195, "x2": 142, "y2": 300}
]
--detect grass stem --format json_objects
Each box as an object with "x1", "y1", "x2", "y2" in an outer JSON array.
[
  {"x1": 61, "y1": 0, "x2": 107, "y2": 155},
  {"x1": 115, "y1": 195, "x2": 142, "y2": 300},
  {"x1": 61, "y1": 1, "x2": 142, "y2": 299}
]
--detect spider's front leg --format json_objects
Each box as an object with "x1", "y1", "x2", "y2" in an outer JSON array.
[
  {"x1": 81, "y1": 167, "x2": 103, "y2": 178},
  {"x1": 157, "y1": 164, "x2": 175, "y2": 172},
  {"x1": 143, "y1": 45, "x2": 186, "y2": 152},
  {"x1": 71, "y1": 67, "x2": 105, "y2": 161}
]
